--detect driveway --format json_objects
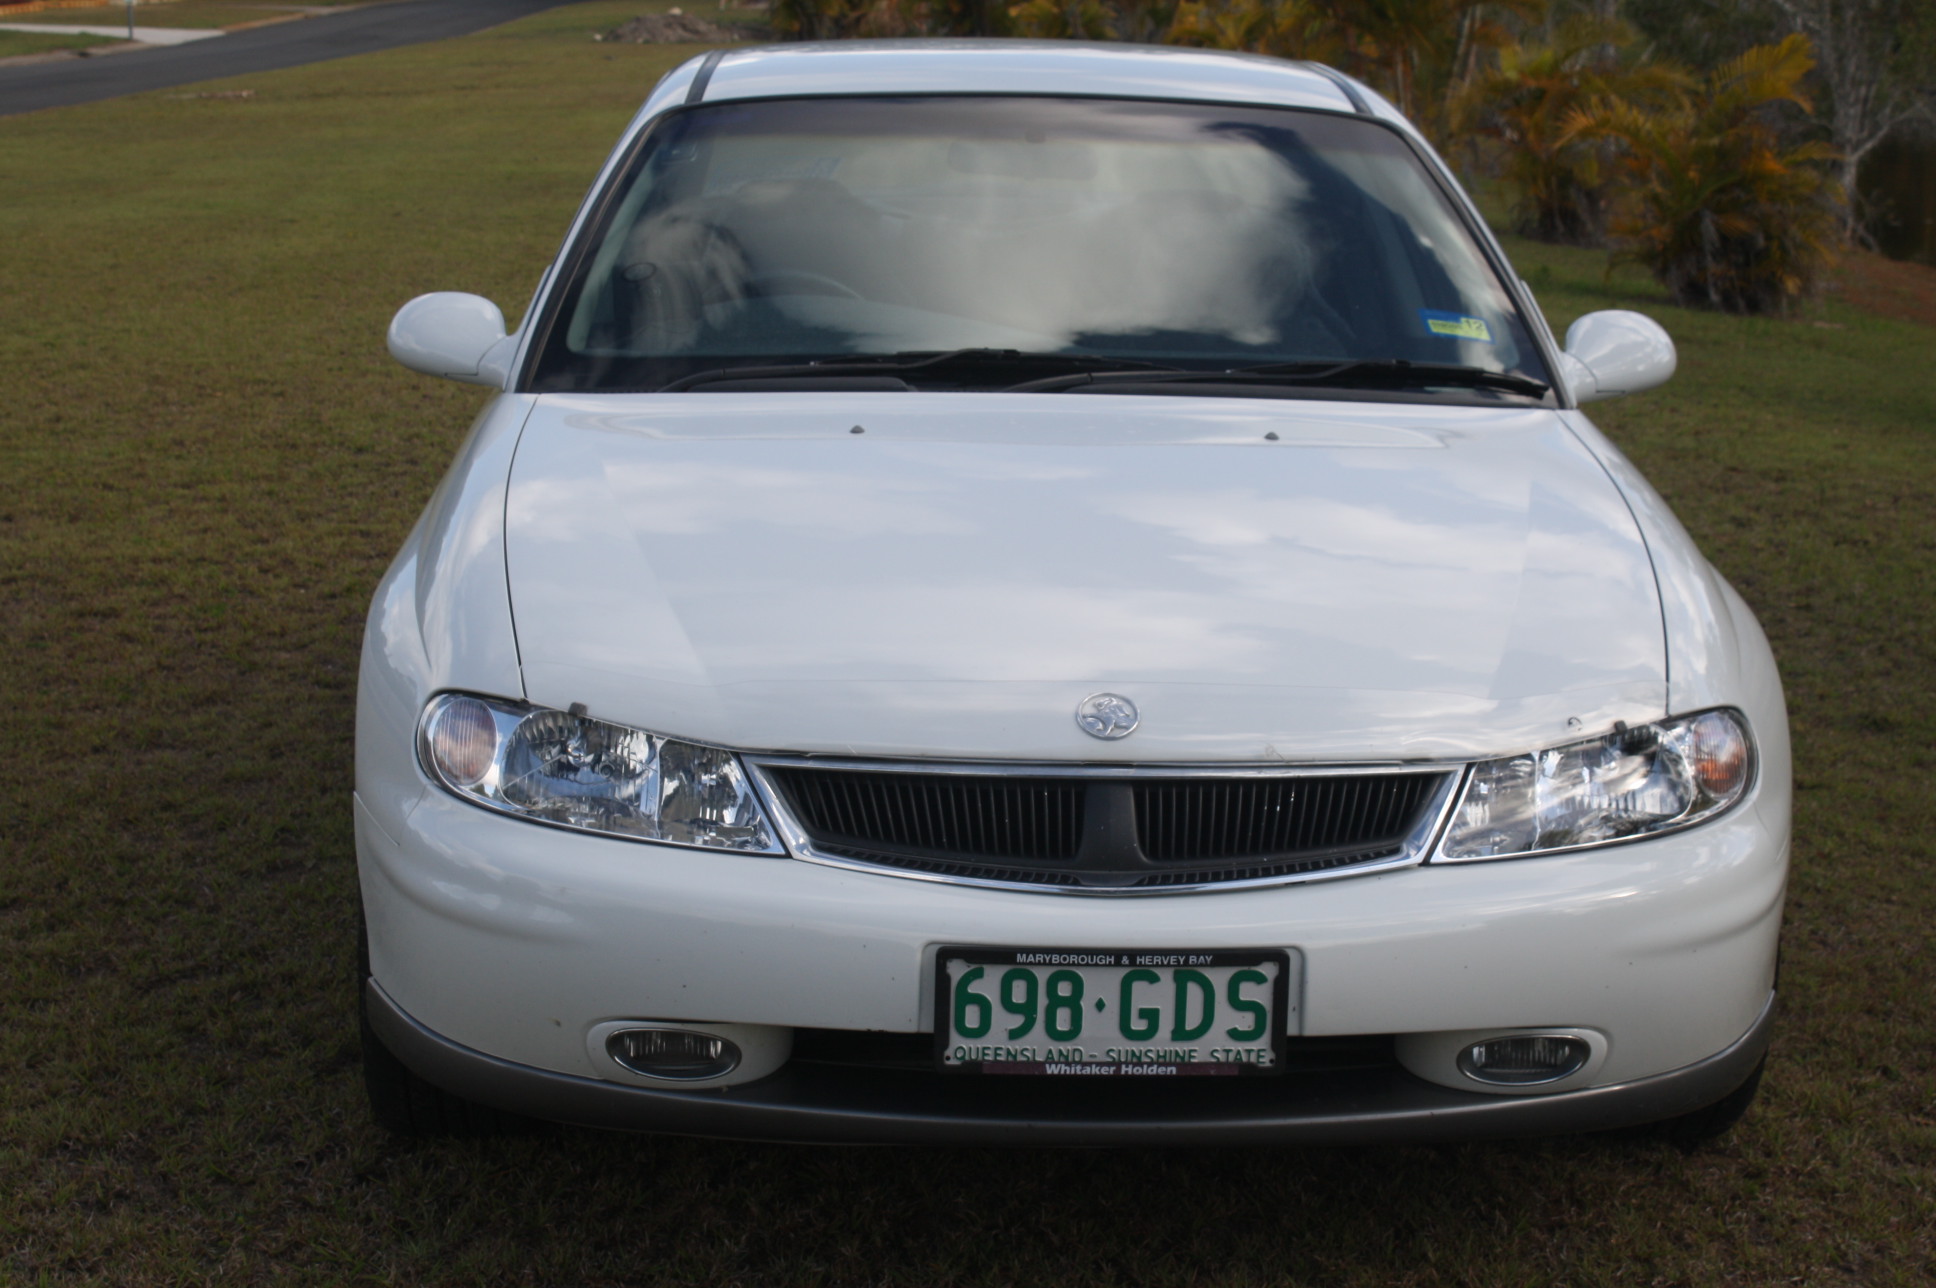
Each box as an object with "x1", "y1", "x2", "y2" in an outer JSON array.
[{"x1": 0, "y1": 0, "x2": 583, "y2": 117}]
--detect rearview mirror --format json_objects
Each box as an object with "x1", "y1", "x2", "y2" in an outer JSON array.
[
  {"x1": 388, "y1": 292, "x2": 514, "y2": 386},
  {"x1": 1557, "y1": 310, "x2": 1676, "y2": 404}
]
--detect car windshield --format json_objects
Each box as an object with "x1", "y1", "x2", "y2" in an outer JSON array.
[{"x1": 529, "y1": 95, "x2": 1550, "y2": 398}]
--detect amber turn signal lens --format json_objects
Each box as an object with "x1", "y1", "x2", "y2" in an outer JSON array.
[
  {"x1": 1687, "y1": 710, "x2": 1750, "y2": 798},
  {"x1": 424, "y1": 695, "x2": 499, "y2": 787}
]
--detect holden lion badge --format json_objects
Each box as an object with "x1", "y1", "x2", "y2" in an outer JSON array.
[{"x1": 1076, "y1": 693, "x2": 1139, "y2": 740}]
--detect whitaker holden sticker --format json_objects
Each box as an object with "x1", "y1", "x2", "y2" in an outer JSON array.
[{"x1": 1420, "y1": 310, "x2": 1495, "y2": 342}]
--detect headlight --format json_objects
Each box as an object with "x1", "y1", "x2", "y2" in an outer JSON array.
[
  {"x1": 418, "y1": 694, "x2": 780, "y2": 852},
  {"x1": 1435, "y1": 709, "x2": 1752, "y2": 861}
]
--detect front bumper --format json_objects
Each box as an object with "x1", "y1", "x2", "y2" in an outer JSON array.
[
  {"x1": 367, "y1": 980, "x2": 1775, "y2": 1145},
  {"x1": 357, "y1": 756, "x2": 1787, "y2": 1112}
]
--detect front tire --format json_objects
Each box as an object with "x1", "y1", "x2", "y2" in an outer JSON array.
[
  {"x1": 359, "y1": 995, "x2": 527, "y2": 1137},
  {"x1": 358, "y1": 917, "x2": 529, "y2": 1137},
  {"x1": 1652, "y1": 1055, "x2": 1766, "y2": 1145}
]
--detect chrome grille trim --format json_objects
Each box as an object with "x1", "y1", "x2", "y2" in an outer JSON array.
[{"x1": 744, "y1": 755, "x2": 1468, "y2": 897}]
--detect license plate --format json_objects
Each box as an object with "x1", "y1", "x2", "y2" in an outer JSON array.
[{"x1": 935, "y1": 947, "x2": 1290, "y2": 1077}]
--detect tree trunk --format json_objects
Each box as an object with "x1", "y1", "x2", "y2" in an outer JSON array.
[{"x1": 1772, "y1": 0, "x2": 1934, "y2": 240}]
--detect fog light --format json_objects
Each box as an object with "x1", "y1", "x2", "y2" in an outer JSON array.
[
  {"x1": 607, "y1": 1028, "x2": 741, "y2": 1080},
  {"x1": 1458, "y1": 1035, "x2": 1589, "y2": 1086}
]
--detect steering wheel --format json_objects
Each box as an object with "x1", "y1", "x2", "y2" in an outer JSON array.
[{"x1": 747, "y1": 269, "x2": 865, "y2": 300}]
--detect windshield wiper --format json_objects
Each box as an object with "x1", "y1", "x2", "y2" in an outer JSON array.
[
  {"x1": 1006, "y1": 359, "x2": 1551, "y2": 400},
  {"x1": 659, "y1": 349, "x2": 1182, "y2": 392}
]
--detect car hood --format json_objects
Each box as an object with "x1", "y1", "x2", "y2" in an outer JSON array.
[{"x1": 502, "y1": 393, "x2": 1665, "y2": 762}]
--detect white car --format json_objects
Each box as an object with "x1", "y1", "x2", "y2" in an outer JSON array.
[{"x1": 357, "y1": 41, "x2": 1789, "y2": 1143}]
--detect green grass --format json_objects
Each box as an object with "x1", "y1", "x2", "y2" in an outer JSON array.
[
  {"x1": 6, "y1": 3, "x2": 304, "y2": 29},
  {"x1": 1, "y1": 5, "x2": 1932, "y2": 1284},
  {"x1": 0, "y1": 28, "x2": 120, "y2": 54}
]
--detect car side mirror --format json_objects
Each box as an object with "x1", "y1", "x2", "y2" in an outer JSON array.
[
  {"x1": 1557, "y1": 310, "x2": 1676, "y2": 404},
  {"x1": 388, "y1": 292, "x2": 515, "y2": 387}
]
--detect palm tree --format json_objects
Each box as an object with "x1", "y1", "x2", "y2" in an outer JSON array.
[
  {"x1": 1456, "y1": 14, "x2": 1686, "y2": 244},
  {"x1": 1164, "y1": 0, "x2": 1541, "y2": 146},
  {"x1": 1163, "y1": 0, "x2": 1350, "y2": 65},
  {"x1": 1567, "y1": 33, "x2": 1842, "y2": 312}
]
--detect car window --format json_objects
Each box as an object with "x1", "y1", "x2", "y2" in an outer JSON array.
[{"x1": 530, "y1": 95, "x2": 1547, "y2": 395}]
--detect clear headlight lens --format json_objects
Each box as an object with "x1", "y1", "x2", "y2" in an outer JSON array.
[
  {"x1": 418, "y1": 694, "x2": 780, "y2": 852},
  {"x1": 1436, "y1": 709, "x2": 1753, "y2": 861}
]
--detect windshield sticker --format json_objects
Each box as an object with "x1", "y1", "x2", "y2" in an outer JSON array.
[{"x1": 1420, "y1": 310, "x2": 1494, "y2": 343}]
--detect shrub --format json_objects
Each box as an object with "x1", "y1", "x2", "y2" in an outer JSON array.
[
  {"x1": 1158, "y1": 0, "x2": 1536, "y2": 144},
  {"x1": 1569, "y1": 33, "x2": 1842, "y2": 313},
  {"x1": 1455, "y1": 15, "x2": 1687, "y2": 245},
  {"x1": 1009, "y1": 0, "x2": 1176, "y2": 40},
  {"x1": 769, "y1": 0, "x2": 1014, "y2": 38},
  {"x1": 1160, "y1": 0, "x2": 1350, "y2": 66}
]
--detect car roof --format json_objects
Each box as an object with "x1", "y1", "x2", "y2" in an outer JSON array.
[{"x1": 630, "y1": 40, "x2": 1393, "y2": 130}]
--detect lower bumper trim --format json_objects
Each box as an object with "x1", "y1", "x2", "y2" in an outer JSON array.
[{"x1": 365, "y1": 983, "x2": 1776, "y2": 1146}]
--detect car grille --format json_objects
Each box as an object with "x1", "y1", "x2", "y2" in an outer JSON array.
[
  {"x1": 760, "y1": 764, "x2": 1452, "y2": 889},
  {"x1": 766, "y1": 769, "x2": 1085, "y2": 862},
  {"x1": 1132, "y1": 777, "x2": 1432, "y2": 861}
]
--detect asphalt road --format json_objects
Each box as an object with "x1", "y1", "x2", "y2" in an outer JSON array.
[{"x1": 0, "y1": 0, "x2": 582, "y2": 117}]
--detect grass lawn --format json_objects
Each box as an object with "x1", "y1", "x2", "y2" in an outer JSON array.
[
  {"x1": 4, "y1": 4, "x2": 304, "y2": 29},
  {"x1": 1, "y1": 4, "x2": 1931, "y2": 1284},
  {"x1": 0, "y1": 27, "x2": 121, "y2": 54}
]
